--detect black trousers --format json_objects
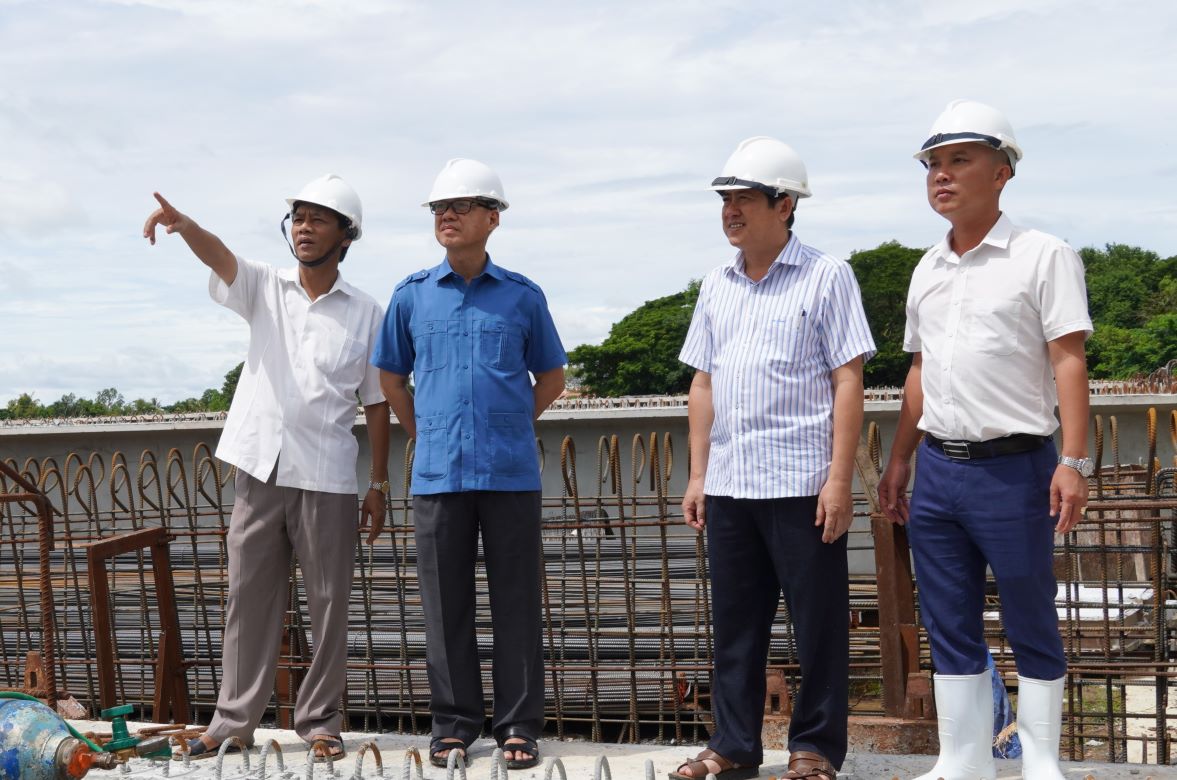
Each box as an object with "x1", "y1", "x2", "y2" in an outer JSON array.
[
  {"x1": 705, "y1": 494, "x2": 849, "y2": 768},
  {"x1": 413, "y1": 491, "x2": 545, "y2": 745}
]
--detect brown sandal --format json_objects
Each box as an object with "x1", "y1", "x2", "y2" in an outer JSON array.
[
  {"x1": 668, "y1": 748, "x2": 759, "y2": 779},
  {"x1": 782, "y1": 750, "x2": 836, "y2": 779}
]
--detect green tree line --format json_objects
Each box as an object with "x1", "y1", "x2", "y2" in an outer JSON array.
[
  {"x1": 4, "y1": 241, "x2": 1174, "y2": 417},
  {"x1": 570, "y1": 241, "x2": 1177, "y2": 394},
  {"x1": 2, "y1": 363, "x2": 243, "y2": 421}
]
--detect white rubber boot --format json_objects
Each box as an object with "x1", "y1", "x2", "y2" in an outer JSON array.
[
  {"x1": 1016, "y1": 675, "x2": 1067, "y2": 780},
  {"x1": 913, "y1": 670, "x2": 997, "y2": 780}
]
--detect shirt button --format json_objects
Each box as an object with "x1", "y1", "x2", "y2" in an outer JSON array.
[
  {"x1": 463, "y1": 399, "x2": 469, "y2": 405},
  {"x1": 464, "y1": 331, "x2": 469, "y2": 336},
  {"x1": 463, "y1": 364, "x2": 469, "y2": 369},
  {"x1": 464, "y1": 433, "x2": 471, "y2": 439}
]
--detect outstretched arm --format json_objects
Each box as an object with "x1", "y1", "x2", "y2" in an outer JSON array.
[{"x1": 143, "y1": 192, "x2": 237, "y2": 285}]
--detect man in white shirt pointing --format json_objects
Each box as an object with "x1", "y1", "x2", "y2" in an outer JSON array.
[{"x1": 144, "y1": 174, "x2": 390, "y2": 762}]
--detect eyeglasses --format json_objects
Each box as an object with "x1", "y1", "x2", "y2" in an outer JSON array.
[{"x1": 428, "y1": 198, "x2": 497, "y2": 216}]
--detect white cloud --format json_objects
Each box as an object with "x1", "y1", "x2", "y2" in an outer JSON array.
[{"x1": 0, "y1": 0, "x2": 1174, "y2": 404}]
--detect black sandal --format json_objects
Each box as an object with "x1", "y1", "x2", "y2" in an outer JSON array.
[
  {"x1": 429, "y1": 736, "x2": 470, "y2": 768},
  {"x1": 498, "y1": 726, "x2": 540, "y2": 770}
]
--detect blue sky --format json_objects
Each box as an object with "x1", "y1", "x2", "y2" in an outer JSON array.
[{"x1": 2, "y1": 0, "x2": 1175, "y2": 404}]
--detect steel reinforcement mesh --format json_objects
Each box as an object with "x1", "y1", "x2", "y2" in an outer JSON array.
[{"x1": 1, "y1": 417, "x2": 1175, "y2": 764}]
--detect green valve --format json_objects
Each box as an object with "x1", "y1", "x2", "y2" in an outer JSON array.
[{"x1": 99, "y1": 704, "x2": 140, "y2": 752}]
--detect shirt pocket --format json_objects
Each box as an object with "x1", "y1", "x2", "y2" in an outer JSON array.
[
  {"x1": 969, "y1": 299, "x2": 1022, "y2": 356},
  {"x1": 767, "y1": 315, "x2": 808, "y2": 364},
  {"x1": 413, "y1": 320, "x2": 450, "y2": 372},
  {"x1": 489, "y1": 411, "x2": 532, "y2": 476},
  {"x1": 414, "y1": 413, "x2": 449, "y2": 480},
  {"x1": 333, "y1": 336, "x2": 369, "y2": 385},
  {"x1": 479, "y1": 319, "x2": 523, "y2": 371},
  {"x1": 310, "y1": 322, "x2": 355, "y2": 377}
]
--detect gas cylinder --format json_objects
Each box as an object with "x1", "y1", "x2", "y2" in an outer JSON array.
[{"x1": 0, "y1": 697, "x2": 98, "y2": 779}]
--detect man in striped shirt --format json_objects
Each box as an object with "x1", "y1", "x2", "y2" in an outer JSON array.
[{"x1": 671, "y1": 138, "x2": 875, "y2": 780}]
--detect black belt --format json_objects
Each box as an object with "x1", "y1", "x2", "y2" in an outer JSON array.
[{"x1": 925, "y1": 433, "x2": 1048, "y2": 461}]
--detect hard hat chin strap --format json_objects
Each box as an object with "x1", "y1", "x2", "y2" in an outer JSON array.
[{"x1": 280, "y1": 214, "x2": 344, "y2": 269}]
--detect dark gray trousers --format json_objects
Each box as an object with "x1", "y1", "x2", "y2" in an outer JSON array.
[{"x1": 413, "y1": 491, "x2": 545, "y2": 744}]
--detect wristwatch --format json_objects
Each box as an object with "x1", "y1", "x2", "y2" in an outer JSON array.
[
  {"x1": 1058, "y1": 456, "x2": 1094, "y2": 478},
  {"x1": 368, "y1": 480, "x2": 390, "y2": 494}
]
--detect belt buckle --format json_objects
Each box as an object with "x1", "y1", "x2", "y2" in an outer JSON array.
[{"x1": 941, "y1": 440, "x2": 972, "y2": 460}]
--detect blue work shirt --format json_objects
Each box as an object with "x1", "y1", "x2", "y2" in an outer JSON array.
[{"x1": 371, "y1": 255, "x2": 567, "y2": 495}]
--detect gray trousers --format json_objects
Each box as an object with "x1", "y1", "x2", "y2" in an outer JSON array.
[
  {"x1": 413, "y1": 491, "x2": 545, "y2": 744},
  {"x1": 206, "y1": 468, "x2": 358, "y2": 744}
]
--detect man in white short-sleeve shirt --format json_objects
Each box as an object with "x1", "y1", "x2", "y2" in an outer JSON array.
[
  {"x1": 878, "y1": 101, "x2": 1092, "y2": 780},
  {"x1": 143, "y1": 175, "x2": 390, "y2": 763}
]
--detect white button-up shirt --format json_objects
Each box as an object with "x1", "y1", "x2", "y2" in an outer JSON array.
[
  {"x1": 680, "y1": 235, "x2": 876, "y2": 499},
  {"x1": 211, "y1": 256, "x2": 384, "y2": 494},
  {"x1": 904, "y1": 214, "x2": 1093, "y2": 442}
]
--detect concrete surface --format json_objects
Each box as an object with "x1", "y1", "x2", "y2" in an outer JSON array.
[{"x1": 98, "y1": 722, "x2": 1176, "y2": 779}]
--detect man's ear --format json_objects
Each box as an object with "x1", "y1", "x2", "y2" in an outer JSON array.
[{"x1": 778, "y1": 194, "x2": 795, "y2": 225}]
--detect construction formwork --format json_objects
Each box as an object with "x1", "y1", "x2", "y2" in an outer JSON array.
[{"x1": 1, "y1": 408, "x2": 1175, "y2": 765}]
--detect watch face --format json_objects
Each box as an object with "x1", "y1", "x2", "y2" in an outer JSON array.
[{"x1": 1064, "y1": 457, "x2": 1094, "y2": 478}]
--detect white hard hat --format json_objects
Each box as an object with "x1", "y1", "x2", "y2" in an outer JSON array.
[
  {"x1": 711, "y1": 136, "x2": 812, "y2": 199},
  {"x1": 286, "y1": 174, "x2": 363, "y2": 239},
  {"x1": 915, "y1": 99, "x2": 1023, "y2": 174},
  {"x1": 423, "y1": 158, "x2": 509, "y2": 211}
]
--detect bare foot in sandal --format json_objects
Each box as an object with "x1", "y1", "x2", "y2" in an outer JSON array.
[
  {"x1": 668, "y1": 748, "x2": 758, "y2": 779},
  {"x1": 307, "y1": 734, "x2": 345, "y2": 762}
]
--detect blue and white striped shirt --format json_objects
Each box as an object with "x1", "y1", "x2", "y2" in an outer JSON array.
[{"x1": 679, "y1": 235, "x2": 876, "y2": 499}]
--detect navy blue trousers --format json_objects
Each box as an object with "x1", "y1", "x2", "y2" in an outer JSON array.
[
  {"x1": 908, "y1": 438, "x2": 1066, "y2": 680},
  {"x1": 705, "y1": 495, "x2": 849, "y2": 768}
]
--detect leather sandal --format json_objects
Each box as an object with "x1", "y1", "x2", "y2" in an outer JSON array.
[
  {"x1": 309, "y1": 735, "x2": 346, "y2": 763},
  {"x1": 176, "y1": 736, "x2": 252, "y2": 761},
  {"x1": 429, "y1": 736, "x2": 469, "y2": 768},
  {"x1": 498, "y1": 726, "x2": 540, "y2": 769},
  {"x1": 668, "y1": 748, "x2": 759, "y2": 779},
  {"x1": 782, "y1": 750, "x2": 836, "y2": 779}
]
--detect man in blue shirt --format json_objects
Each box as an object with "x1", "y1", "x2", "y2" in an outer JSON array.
[{"x1": 372, "y1": 158, "x2": 566, "y2": 770}]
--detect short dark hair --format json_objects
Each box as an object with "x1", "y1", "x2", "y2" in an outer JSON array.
[
  {"x1": 291, "y1": 200, "x2": 357, "y2": 262},
  {"x1": 767, "y1": 192, "x2": 796, "y2": 229}
]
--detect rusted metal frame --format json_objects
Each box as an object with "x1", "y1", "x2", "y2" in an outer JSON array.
[
  {"x1": 192, "y1": 444, "x2": 231, "y2": 716},
  {"x1": 80, "y1": 525, "x2": 190, "y2": 722},
  {"x1": 355, "y1": 519, "x2": 382, "y2": 732},
  {"x1": 275, "y1": 564, "x2": 310, "y2": 730},
  {"x1": 50, "y1": 456, "x2": 97, "y2": 706},
  {"x1": 606, "y1": 433, "x2": 642, "y2": 742},
  {"x1": 110, "y1": 452, "x2": 155, "y2": 712},
  {"x1": 167, "y1": 448, "x2": 221, "y2": 708},
  {"x1": 649, "y1": 433, "x2": 685, "y2": 742},
  {"x1": 0, "y1": 459, "x2": 60, "y2": 708},
  {"x1": 560, "y1": 436, "x2": 603, "y2": 740},
  {"x1": 853, "y1": 439, "x2": 924, "y2": 720}
]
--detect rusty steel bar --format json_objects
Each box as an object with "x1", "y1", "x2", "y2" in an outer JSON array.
[
  {"x1": 0, "y1": 410, "x2": 1175, "y2": 762},
  {"x1": 0, "y1": 458, "x2": 58, "y2": 709}
]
